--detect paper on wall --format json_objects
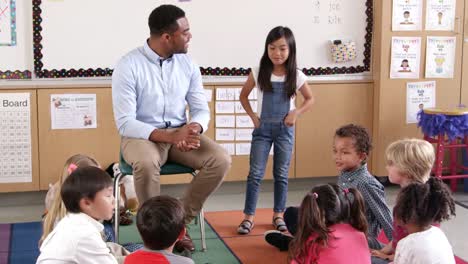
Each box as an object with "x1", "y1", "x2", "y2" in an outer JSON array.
[
  {"x1": 50, "y1": 94, "x2": 97, "y2": 129},
  {"x1": 220, "y1": 143, "x2": 235, "y2": 155},
  {"x1": 392, "y1": 0, "x2": 423, "y2": 31},
  {"x1": 390, "y1": 37, "x2": 421, "y2": 79},
  {"x1": 216, "y1": 88, "x2": 236, "y2": 101},
  {"x1": 234, "y1": 88, "x2": 242, "y2": 100},
  {"x1": 204, "y1": 89, "x2": 213, "y2": 102},
  {"x1": 216, "y1": 128, "x2": 235, "y2": 141},
  {"x1": 425, "y1": 36, "x2": 456, "y2": 78},
  {"x1": 216, "y1": 115, "x2": 235, "y2": 128},
  {"x1": 425, "y1": 0, "x2": 456, "y2": 31},
  {"x1": 236, "y1": 115, "x2": 254, "y2": 128},
  {"x1": 0, "y1": 93, "x2": 32, "y2": 183},
  {"x1": 236, "y1": 143, "x2": 251, "y2": 155},
  {"x1": 0, "y1": 0, "x2": 14, "y2": 45},
  {"x1": 235, "y1": 128, "x2": 253, "y2": 141},
  {"x1": 406, "y1": 81, "x2": 436, "y2": 123},
  {"x1": 215, "y1": 101, "x2": 235, "y2": 114},
  {"x1": 248, "y1": 88, "x2": 258, "y2": 100}
]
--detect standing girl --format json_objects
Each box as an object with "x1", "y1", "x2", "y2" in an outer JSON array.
[
  {"x1": 289, "y1": 184, "x2": 371, "y2": 264},
  {"x1": 237, "y1": 26, "x2": 314, "y2": 234}
]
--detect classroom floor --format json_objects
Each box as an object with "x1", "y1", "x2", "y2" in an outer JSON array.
[{"x1": 0, "y1": 177, "x2": 467, "y2": 260}]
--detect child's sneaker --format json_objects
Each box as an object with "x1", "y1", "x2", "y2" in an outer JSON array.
[{"x1": 264, "y1": 230, "x2": 293, "y2": 251}]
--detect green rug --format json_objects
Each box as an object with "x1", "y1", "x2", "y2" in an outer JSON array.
[{"x1": 118, "y1": 217, "x2": 240, "y2": 264}]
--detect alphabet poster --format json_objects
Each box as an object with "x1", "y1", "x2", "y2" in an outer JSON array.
[
  {"x1": 406, "y1": 81, "x2": 436, "y2": 123},
  {"x1": 390, "y1": 37, "x2": 421, "y2": 79},
  {"x1": 50, "y1": 94, "x2": 97, "y2": 129},
  {"x1": 0, "y1": 93, "x2": 32, "y2": 183},
  {"x1": 425, "y1": 36, "x2": 456, "y2": 78},
  {"x1": 0, "y1": 0, "x2": 16, "y2": 46},
  {"x1": 426, "y1": 0, "x2": 456, "y2": 31},
  {"x1": 392, "y1": 0, "x2": 422, "y2": 31}
]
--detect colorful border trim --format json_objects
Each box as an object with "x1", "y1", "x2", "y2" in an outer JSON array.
[
  {"x1": 0, "y1": 0, "x2": 16, "y2": 46},
  {"x1": 0, "y1": 70, "x2": 32, "y2": 79},
  {"x1": 32, "y1": 0, "x2": 373, "y2": 77}
]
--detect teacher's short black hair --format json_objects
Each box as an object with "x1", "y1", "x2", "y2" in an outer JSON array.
[{"x1": 148, "y1": 5, "x2": 185, "y2": 36}]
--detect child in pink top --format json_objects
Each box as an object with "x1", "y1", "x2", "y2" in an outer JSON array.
[{"x1": 289, "y1": 184, "x2": 370, "y2": 264}]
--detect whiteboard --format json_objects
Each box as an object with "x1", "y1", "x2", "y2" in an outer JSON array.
[
  {"x1": 0, "y1": 0, "x2": 32, "y2": 79},
  {"x1": 34, "y1": 0, "x2": 372, "y2": 78}
]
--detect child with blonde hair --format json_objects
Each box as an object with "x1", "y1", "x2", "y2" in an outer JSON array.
[
  {"x1": 371, "y1": 138, "x2": 440, "y2": 263},
  {"x1": 42, "y1": 154, "x2": 100, "y2": 244},
  {"x1": 37, "y1": 166, "x2": 118, "y2": 264}
]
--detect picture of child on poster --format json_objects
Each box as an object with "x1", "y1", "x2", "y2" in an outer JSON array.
[
  {"x1": 398, "y1": 59, "x2": 412, "y2": 72},
  {"x1": 426, "y1": 0, "x2": 456, "y2": 30},
  {"x1": 390, "y1": 37, "x2": 421, "y2": 79},
  {"x1": 425, "y1": 36, "x2": 456, "y2": 78},
  {"x1": 392, "y1": 0, "x2": 422, "y2": 31},
  {"x1": 406, "y1": 81, "x2": 436, "y2": 124},
  {"x1": 400, "y1": 11, "x2": 414, "y2": 24}
]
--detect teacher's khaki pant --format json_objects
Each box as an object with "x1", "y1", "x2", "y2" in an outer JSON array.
[{"x1": 121, "y1": 133, "x2": 231, "y2": 224}]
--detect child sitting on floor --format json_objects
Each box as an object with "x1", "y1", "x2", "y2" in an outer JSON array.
[
  {"x1": 287, "y1": 184, "x2": 370, "y2": 264},
  {"x1": 42, "y1": 154, "x2": 100, "y2": 244},
  {"x1": 266, "y1": 124, "x2": 393, "y2": 251},
  {"x1": 124, "y1": 195, "x2": 194, "y2": 264},
  {"x1": 371, "y1": 138, "x2": 437, "y2": 263},
  {"x1": 37, "y1": 166, "x2": 118, "y2": 264},
  {"x1": 392, "y1": 177, "x2": 456, "y2": 264}
]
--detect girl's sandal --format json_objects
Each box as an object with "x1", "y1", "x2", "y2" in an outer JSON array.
[
  {"x1": 237, "y1": 219, "x2": 254, "y2": 235},
  {"x1": 273, "y1": 217, "x2": 287, "y2": 232}
]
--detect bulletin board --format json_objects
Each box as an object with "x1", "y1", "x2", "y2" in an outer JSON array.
[
  {"x1": 32, "y1": 0, "x2": 373, "y2": 78},
  {"x1": 0, "y1": 0, "x2": 32, "y2": 79}
]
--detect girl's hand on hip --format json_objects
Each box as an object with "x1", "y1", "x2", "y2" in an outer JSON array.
[
  {"x1": 284, "y1": 110, "x2": 298, "y2": 127},
  {"x1": 252, "y1": 115, "x2": 261, "y2": 128}
]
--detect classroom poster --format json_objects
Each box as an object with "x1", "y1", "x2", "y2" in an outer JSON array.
[
  {"x1": 0, "y1": 0, "x2": 16, "y2": 46},
  {"x1": 50, "y1": 94, "x2": 97, "y2": 129},
  {"x1": 425, "y1": 36, "x2": 456, "y2": 78},
  {"x1": 425, "y1": 0, "x2": 456, "y2": 31},
  {"x1": 392, "y1": 0, "x2": 423, "y2": 31},
  {"x1": 390, "y1": 37, "x2": 421, "y2": 79},
  {"x1": 406, "y1": 81, "x2": 436, "y2": 123},
  {"x1": 0, "y1": 93, "x2": 32, "y2": 183}
]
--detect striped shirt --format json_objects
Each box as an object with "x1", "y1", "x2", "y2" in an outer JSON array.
[{"x1": 337, "y1": 164, "x2": 393, "y2": 242}]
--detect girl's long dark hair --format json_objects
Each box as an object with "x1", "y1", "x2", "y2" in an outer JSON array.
[
  {"x1": 257, "y1": 26, "x2": 297, "y2": 99},
  {"x1": 289, "y1": 184, "x2": 368, "y2": 264},
  {"x1": 394, "y1": 177, "x2": 455, "y2": 227}
]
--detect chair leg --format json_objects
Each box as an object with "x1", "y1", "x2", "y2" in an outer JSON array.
[
  {"x1": 113, "y1": 174, "x2": 124, "y2": 243},
  {"x1": 199, "y1": 208, "x2": 206, "y2": 251}
]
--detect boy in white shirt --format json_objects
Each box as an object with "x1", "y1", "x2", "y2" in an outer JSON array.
[{"x1": 37, "y1": 166, "x2": 118, "y2": 264}]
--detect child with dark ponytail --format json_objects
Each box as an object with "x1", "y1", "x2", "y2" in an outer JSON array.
[
  {"x1": 288, "y1": 184, "x2": 370, "y2": 264},
  {"x1": 392, "y1": 177, "x2": 456, "y2": 264}
]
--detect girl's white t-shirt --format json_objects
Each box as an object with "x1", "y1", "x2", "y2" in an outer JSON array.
[
  {"x1": 251, "y1": 67, "x2": 307, "y2": 117},
  {"x1": 393, "y1": 226, "x2": 455, "y2": 264}
]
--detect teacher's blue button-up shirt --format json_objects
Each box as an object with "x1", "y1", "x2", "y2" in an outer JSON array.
[{"x1": 112, "y1": 41, "x2": 210, "y2": 140}]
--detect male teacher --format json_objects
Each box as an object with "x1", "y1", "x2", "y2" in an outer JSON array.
[{"x1": 112, "y1": 4, "x2": 231, "y2": 252}]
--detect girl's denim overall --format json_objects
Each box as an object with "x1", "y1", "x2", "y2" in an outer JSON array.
[{"x1": 243, "y1": 81, "x2": 294, "y2": 215}]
